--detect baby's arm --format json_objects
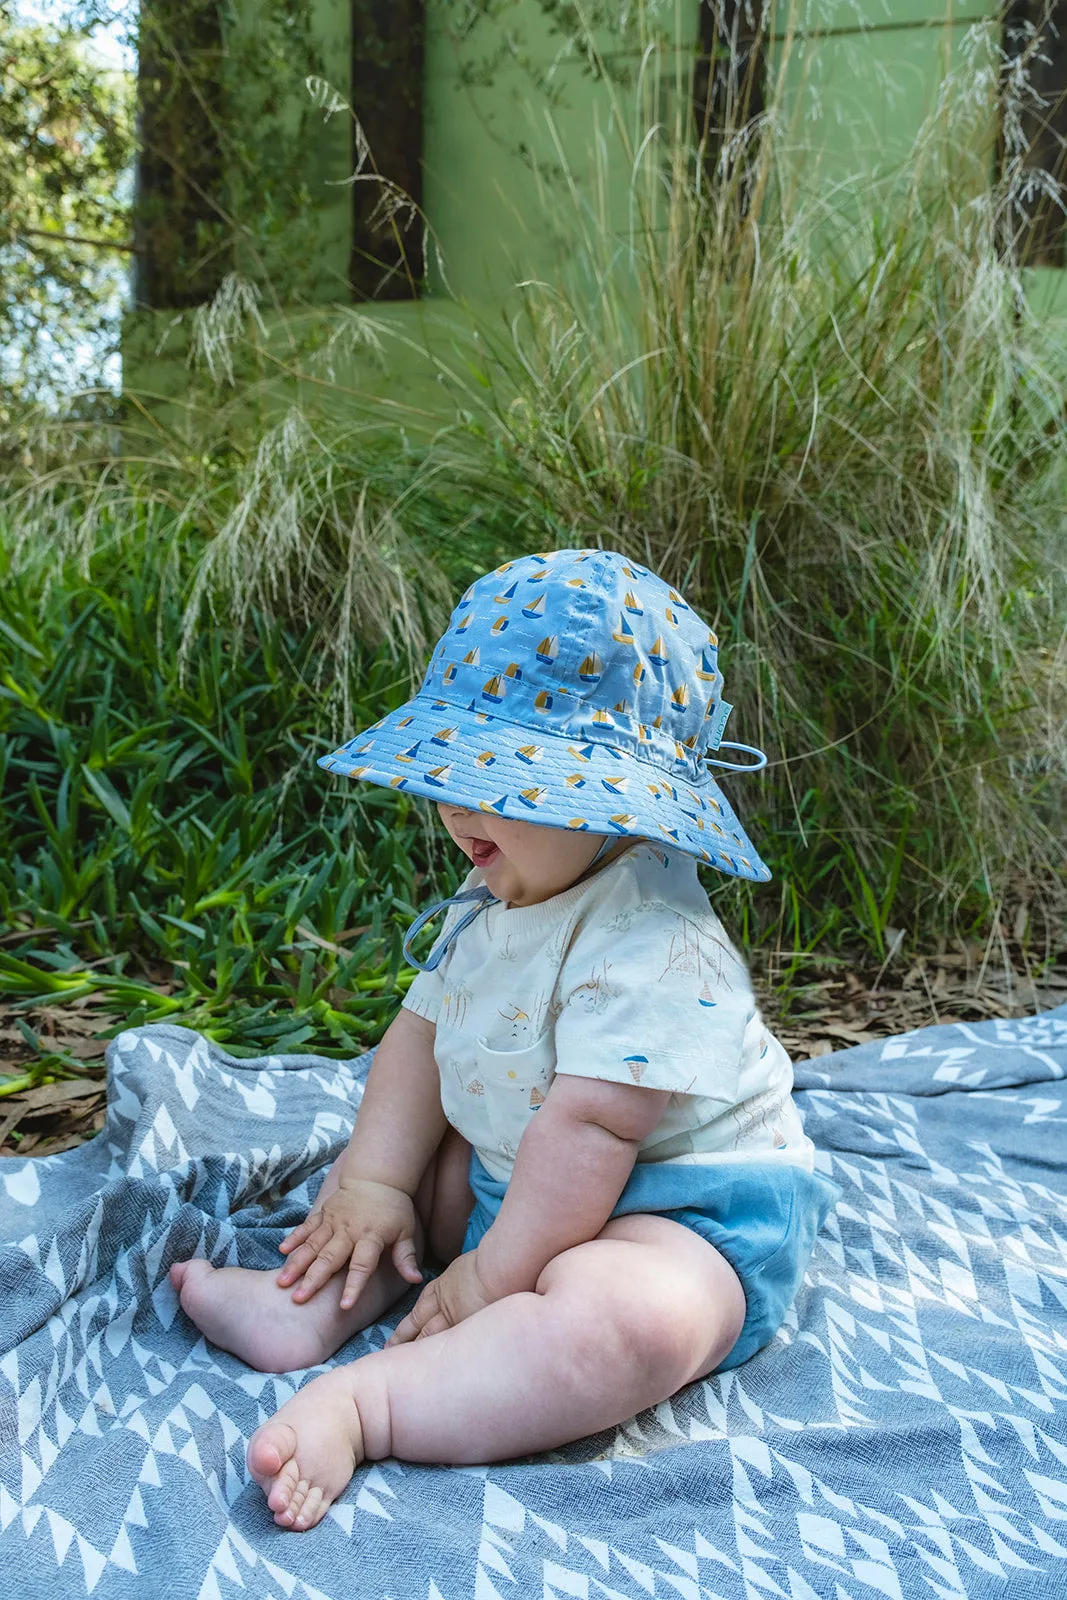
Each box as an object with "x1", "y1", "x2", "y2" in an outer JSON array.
[
  {"x1": 278, "y1": 1006, "x2": 448, "y2": 1305},
  {"x1": 473, "y1": 1074, "x2": 669, "y2": 1299}
]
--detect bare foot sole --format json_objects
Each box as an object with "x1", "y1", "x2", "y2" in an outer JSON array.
[
  {"x1": 168, "y1": 1258, "x2": 355, "y2": 1373},
  {"x1": 247, "y1": 1366, "x2": 366, "y2": 1530}
]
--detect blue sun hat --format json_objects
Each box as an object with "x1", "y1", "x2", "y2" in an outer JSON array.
[{"x1": 319, "y1": 548, "x2": 771, "y2": 968}]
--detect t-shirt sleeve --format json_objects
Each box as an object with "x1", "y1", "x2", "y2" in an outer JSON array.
[
  {"x1": 399, "y1": 873, "x2": 479, "y2": 1026},
  {"x1": 401, "y1": 963, "x2": 444, "y2": 1025},
  {"x1": 552, "y1": 901, "x2": 755, "y2": 1103}
]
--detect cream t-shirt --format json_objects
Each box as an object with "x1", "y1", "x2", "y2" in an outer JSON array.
[{"x1": 402, "y1": 841, "x2": 814, "y2": 1183}]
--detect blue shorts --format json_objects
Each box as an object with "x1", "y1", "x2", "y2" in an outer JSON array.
[{"x1": 462, "y1": 1152, "x2": 840, "y2": 1371}]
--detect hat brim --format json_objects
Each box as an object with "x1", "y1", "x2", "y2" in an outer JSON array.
[{"x1": 318, "y1": 694, "x2": 771, "y2": 883}]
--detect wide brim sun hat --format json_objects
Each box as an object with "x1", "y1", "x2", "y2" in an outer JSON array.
[{"x1": 318, "y1": 548, "x2": 772, "y2": 883}]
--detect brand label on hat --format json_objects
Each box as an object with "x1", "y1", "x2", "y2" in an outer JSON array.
[{"x1": 706, "y1": 700, "x2": 732, "y2": 750}]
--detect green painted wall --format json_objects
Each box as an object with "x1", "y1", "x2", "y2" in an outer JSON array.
[{"x1": 124, "y1": 0, "x2": 1067, "y2": 416}]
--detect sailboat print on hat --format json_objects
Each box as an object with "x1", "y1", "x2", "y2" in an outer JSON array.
[
  {"x1": 633, "y1": 660, "x2": 646, "y2": 688},
  {"x1": 668, "y1": 587, "x2": 691, "y2": 611},
  {"x1": 482, "y1": 674, "x2": 507, "y2": 703},
  {"x1": 522, "y1": 592, "x2": 546, "y2": 620},
  {"x1": 698, "y1": 982, "x2": 718, "y2": 1007},
  {"x1": 456, "y1": 611, "x2": 474, "y2": 632},
  {"x1": 565, "y1": 772, "x2": 587, "y2": 787},
  {"x1": 516, "y1": 744, "x2": 544, "y2": 764},
  {"x1": 601, "y1": 775, "x2": 629, "y2": 795},
  {"x1": 568, "y1": 743, "x2": 595, "y2": 761},
  {"x1": 669, "y1": 683, "x2": 690, "y2": 713},
  {"x1": 622, "y1": 589, "x2": 644, "y2": 616},
  {"x1": 395, "y1": 741, "x2": 422, "y2": 763},
  {"x1": 622, "y1": 562, "x2": 649, "y2": 579},
  {"x1": 612, "y1": 613, "x2": 638, "y2": 645},
  {"x1": 648, "y1": 636, "x2": 670, "y2": 668},
  {"x1": 665, "y1": 606, "x2": 680, "y2": 628},
  {"x1": 696, "y1": 648, "x2": 717, "y2": 682},
  {"x1": 535, "y1": 635, "x2": 558, "y2": 664},
  {"x1": 533, "y1": 690, "x2": 556, "y2": 713},
  {"x1": 462, "y1": 647, "x2": 481, "y2": 666},
  {"x1": 475, "y1": 750, "x2": 497, "y2": 767},
  {"x1": 608, "y1": 813, "x2": 637, "y2": 829},
  {"x1": 566, "y1": 817, "x2": 590, "y2": 829},
  {"x1": 490, "y1": 616, "x2": 510, "y2": 635},
  {"x1": 591, "y1": 708, "x2": 615, "y2": 728},
  {"x1": 479, "y1": 795, "x2": 509, "y2": 814},
  {"x1": 442, "y1": 663, "x2": 460, "y2": 687},
  {"x1": 494, "y1": 582, "x2": 518, "y2": 604},
  {"x1": 423, "y1": 764, "x2": 453, "y2": 787},
  {"x1": 517, "y1": 786, "x2": 548, "y2": 807},
  {"x1": 579, "y1": 652, "x2": 603, "y2": 683}
]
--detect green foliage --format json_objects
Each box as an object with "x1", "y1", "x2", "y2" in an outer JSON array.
[
  {"x1": 0, "y1": 528, "x2": 468, "y2": 1075},
  {"x1": 437, "y1": 13, "x2": 1067, "y2": 952},
  {"x1": 0, "y1": 3, "x2": 1063, "y2": 1089},
  {"x1": 0, "y1": 8, "x2": 134, "y2": 406}
]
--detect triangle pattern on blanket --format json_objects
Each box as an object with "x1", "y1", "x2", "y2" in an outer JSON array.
[{"x1": 0, "y1": 1012, "x2": 1065, "y2": 1598}]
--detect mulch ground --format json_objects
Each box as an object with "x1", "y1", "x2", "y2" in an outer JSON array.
[{"x1": 1, "y1": 947, "x2": 1063, "y2": 1160}]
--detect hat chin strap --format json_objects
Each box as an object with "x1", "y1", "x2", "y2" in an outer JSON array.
[{"x1": 402, "y1": 829, "x2": 624, "y2": 973}]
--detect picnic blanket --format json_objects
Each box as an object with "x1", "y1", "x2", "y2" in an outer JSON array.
[{"x1": 2, "y1": 1006, "x2": 1066, "y2": 1600}]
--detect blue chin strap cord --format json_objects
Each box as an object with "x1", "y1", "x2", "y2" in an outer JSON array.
[{"x1": 402, "y1": 833, "x2": 618, "y2": 974}]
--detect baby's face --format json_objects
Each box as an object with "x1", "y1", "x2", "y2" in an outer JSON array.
[{"x1": 436, "y1": 803, "x2": 627, "y2": 908}]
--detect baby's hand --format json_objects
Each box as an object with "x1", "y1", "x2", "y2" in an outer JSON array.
[
  {"x1": 385, "y1": 1249, "x2": 496, "y2": 1345},
  {"x1": 277, "y1": 1178, "x2": 422, "y2": 1309}
]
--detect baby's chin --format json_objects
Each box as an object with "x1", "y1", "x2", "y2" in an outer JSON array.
[{"x1": 475, "y1": 855, "x2": 528, "y2": 903}]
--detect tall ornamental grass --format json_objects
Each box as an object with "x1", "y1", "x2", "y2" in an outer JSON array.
[
  {"x1": 2, "y1": 4, "x2": 1064, "y2": 975},
  {"x1": 432, "y1": 7, "x2": 1067, "y2": 956}
]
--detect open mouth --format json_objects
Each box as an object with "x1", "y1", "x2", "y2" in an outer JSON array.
[{"x1": 470, "y1": 840, "x2": 501, "y2": 868}]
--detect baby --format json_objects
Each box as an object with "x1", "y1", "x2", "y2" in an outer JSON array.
[{"x1": 169, "y1": 548, "x2": 839, "y2": 1532}]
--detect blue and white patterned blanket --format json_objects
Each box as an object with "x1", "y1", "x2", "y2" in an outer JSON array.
[{"x1": 2, "y1": 1006, "x2": 1066, "y2": 1600}]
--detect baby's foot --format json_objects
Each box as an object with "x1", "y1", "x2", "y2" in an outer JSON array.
[
  {"x1": 247, "y1": 1366, "x2": 366, "y2": 1530},
  {"x1": 169, "y1": 1258, "x2": 355, "y2": 1373}
]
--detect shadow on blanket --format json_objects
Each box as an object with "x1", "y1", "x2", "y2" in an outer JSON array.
[{"x1": 1, "y1": 1007, "x2": 1066, "y2": 1599}]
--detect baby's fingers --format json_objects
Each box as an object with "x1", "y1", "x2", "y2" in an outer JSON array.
[
  {"x1": 338, "y1": 1237, "x2": 387, "y2": 1312},
  {"x1": 387, "y1": 1283, "x2": 437, "y2": 1345},
  {"x1": 390, "y1": 1236, "x2": 423, "y2": 1286},
  {"x1": 278, "y1": 1215, "x2": 317, "y2": 1255},
  {"x1": 275, "y1": 1239, "x2": 321, "y2": 1287},
  {"x1": 288, "y1": 1230, "x2": 359, "y2": 1302}
]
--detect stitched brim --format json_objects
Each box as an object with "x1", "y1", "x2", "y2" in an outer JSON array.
[{"x1": 318, "y1": 694, "x2": 771, "y2": 882}]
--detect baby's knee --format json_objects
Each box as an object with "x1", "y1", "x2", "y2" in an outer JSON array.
[{"x1": 537, "y1": 1238, "x2": 744, "y2": 1391}]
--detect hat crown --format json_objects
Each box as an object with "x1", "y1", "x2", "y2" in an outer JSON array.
[{"x1": 423, "y1": 549, "x2": 724, "y2": 776}]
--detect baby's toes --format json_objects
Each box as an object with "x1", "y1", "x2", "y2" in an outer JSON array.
[
  {"x1": 247, "y1": 1421, "x2": 298, "y2": 1494},
  {"x1": 288, "y1": 1484, "x2": 326, "y2": 1532},
  {"x1": 267, "y1": 1461, "x2": 303, "y2": 1517}
]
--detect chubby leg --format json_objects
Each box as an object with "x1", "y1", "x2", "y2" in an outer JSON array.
[
  {"x1": 169, "y1": 1124, "x2": 475, "y2": 1372},
  {"x1": 248, "y1": 1214, "x2": 746, "y2": 1529}
]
